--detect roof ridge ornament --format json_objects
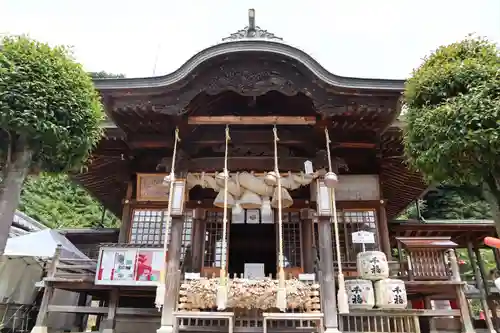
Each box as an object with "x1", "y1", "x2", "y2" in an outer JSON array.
[{"x1": 221, "y1": 9, "x2": 284, "y2": 42}]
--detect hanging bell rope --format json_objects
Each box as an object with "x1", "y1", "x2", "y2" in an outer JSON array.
[
  {"x1": 324, "y1": 127, "x2": 349, "y2": 314},
  {"x1": 274, "y1": 125, "x2": 287, "y2": 311},
  {"x1": 216, "y1": 125, "x2": 231, "y2": 310},
  {"x1": 155, "y1": 127, "x2": 180, "y2": 310}
]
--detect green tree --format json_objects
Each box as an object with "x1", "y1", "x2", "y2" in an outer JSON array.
[
  {"x1": 0, "y1": 35, "x2": 103, "y2": 254},
  {"x1": 19, "y1": 174, "x2": 118, "y2": 229},
  {"x1": 403, "y1": 36, "x2": 500, "y2": 234}
]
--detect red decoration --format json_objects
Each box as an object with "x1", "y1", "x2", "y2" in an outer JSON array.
[
  {"x1": 484, "y1": 237, "x2": 500, "y2": 249},
  {"x1": 412, "y1": 300, "x2": 425, "y2": 309}
]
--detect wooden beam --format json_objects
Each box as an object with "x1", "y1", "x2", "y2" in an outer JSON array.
[
  {"x1": 48, "y1": 305, "x2": 161, "y2": 316},
  {"x1": 178, "y1": 156, "x2": 309, "y2": 172},
  {"x1": 188, "y1": 116, "x2": 316, "y2": 125}
]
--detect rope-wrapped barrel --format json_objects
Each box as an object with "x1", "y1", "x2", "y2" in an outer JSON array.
[{"x1": 177, "y1": 278, "x2": 321, "y2": 312}]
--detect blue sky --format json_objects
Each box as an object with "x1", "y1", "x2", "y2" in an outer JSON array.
[{"x1": 1, "y1": 0, "x2": 499, "y2": 79}]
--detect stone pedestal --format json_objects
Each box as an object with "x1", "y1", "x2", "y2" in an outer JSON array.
[{"x1": 318, "y1": 218, "x2": 340, "y2": 332}]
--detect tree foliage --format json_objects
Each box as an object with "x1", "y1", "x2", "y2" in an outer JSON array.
[
  {"x1": 0, "y1": 35, "x2": 104, "y2": 254},
  {"x1": 18, "y1": 174, "x2": 119, "y2": 229},
  {"x1": 0, "y1": 36, "x2": 104, "y2": 173},
  {"x1": 400, "y1": 185, "x2": 492, "y2": 220},
  {"x1": 403, "y1": 36, "x2": 500, "y2": 233}
]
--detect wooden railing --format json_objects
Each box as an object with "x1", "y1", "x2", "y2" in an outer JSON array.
[{"x1": 340, "y1": 309, "x2": 463, "y2": 333}]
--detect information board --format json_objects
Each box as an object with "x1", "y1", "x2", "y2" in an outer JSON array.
[{"x1": 95, "y1": 247, "x2": 166, "y2": 286}]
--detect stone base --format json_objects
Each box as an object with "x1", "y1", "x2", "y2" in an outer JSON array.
[
  {"x1": 157, "y1": 325, "x2": 175, "y2": 333},
  {"x1": 324, "y1": 328, "x2": 342, "y2": 333},
  {"x1": 30, "y1": 326, "x2": 48, "y2": 333}
]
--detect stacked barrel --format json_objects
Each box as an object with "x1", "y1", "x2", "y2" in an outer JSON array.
[{"x1": 344, "y1": 251, "x2": 408, "y2": 310}]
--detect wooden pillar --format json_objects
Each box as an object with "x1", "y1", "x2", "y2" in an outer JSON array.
[
  {"x1": 494, "y1": 248, "x2": 500, "y2": 272},
  {"x1": 300, "y1": 209, "x2": 314, "y2": 274},
  {"x1": 157, "y1": 216, "x2": 184, "y2": 333},
  {"x1": 448, "y1": 249, "x2": 475, "y2": 333},
  {"x1": 475, "y1": 244, "x2": 499, "y2": 331},
  {"x1": 318, "y1": 217, "x2": 340, "y2": 333},
  {"x1": 31, "y1": 245, "x2": 62, "y2": 333},
  {"x1": 74, "y1": 292, "x2": 89, "y2": 331},
  {"x1": 191, "y1": 208, "x2": 206, "y2": 273},
  {"x1": 118, "y1": 181, "x2": 134, "y2": 243},
  {"x1": 377, "y1": 199, "x2": 392, "y2": 259},
  {"x1": 422, "y1": 296, "x2": 436, "y2": 333},
  {"x1": 95, "y1": 299, "x2": 105, "y2": 331},
  {"x1": 467, "y1": 242, "x2": 496, "y2": 333},
  {"x1": 102, "y1": 289, "x2": 119, "y2": 333}
]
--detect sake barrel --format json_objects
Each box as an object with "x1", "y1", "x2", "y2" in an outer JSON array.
[
  {"x1": 356, "y1": 251, "x2": 389, "y2": 280},
  {"x1": 374, "y1": 279, "x2": 407, "y2": 309},
  {"x1": 345, "y1": 279, "x2": 375, "y2": 310}
]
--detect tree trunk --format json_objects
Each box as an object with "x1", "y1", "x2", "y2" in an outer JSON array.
[
  {"x1": 0, "y1": 138, "x2": 32, "y2": 256},
  {"x1": 482, "y1": 173, "x2": 500, "y2": 237}
]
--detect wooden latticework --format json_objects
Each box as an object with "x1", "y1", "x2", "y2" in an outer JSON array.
[
  {"x1": 313, "y1": 209, "x2": 380, "y2": 263},
  {"x1": 282, "y1": 212, "x2": 302, "y2": 268},
  {"x1": 396, "y1": 236, "x2": 456, "y2": 281},
  {"x1": 204, "y1": 211, "x2": 225, "y2": 267},
  {"x1": 129, "y1": 208, "x2": 193, "y2": 260}
]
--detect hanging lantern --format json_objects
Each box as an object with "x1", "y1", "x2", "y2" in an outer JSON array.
[
  {"x1": 169, "y1": 179, "x2": 187, "y2": 216},
  {"x1": 214, "y1": 191, "x2": 235, "y2": 208},
  {"x1": 239, "y1": 190, "x2": 262, "y2": 209},
  {"x1": 311, "y1": 179, "x2": 333, "y2": 216},
  {"x1": 324, "y1": 171, "x2": 339, "y2": 188},
  {"x1": 264, "y1": 171, "x2": 278, "y2": 186},
  {"x1": 271, "y1": 187, "x2": 293, "y2": 209}
]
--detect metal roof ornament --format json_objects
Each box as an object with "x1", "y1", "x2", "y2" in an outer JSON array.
[{"x1": 221, "y1": 9, "x2": 283, "y2": 42}]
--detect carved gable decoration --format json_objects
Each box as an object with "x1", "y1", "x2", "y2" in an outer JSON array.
[{"x1": 221, "y1": 9, "x2": 284, "y2": 42}]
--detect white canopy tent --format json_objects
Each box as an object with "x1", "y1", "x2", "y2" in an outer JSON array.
[{"x1": 0, "y1": 229, "x2": 89, "y2": 304}]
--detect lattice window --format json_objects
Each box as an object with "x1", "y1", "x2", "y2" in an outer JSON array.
[
  {"x1": 313, "y1": 209, "x2": 379, "y2": 262},
  {"x1": 340, "y1": 210, "x2": 378, "y2": 261},
  {"x1": 129, "y1": 208, "x2": 193, "y2": 260},
  {"x1": 181, "y1": 210, "x2": 193, "y2": 260},
  {"x1": 203, "y1": 211, "x2": 227, "y2": 267},
  {"x1": 130, "y1": 209, "x2": 168, "y2": 245},
  {"x1": 281, "y1": 212, "x2": 302, "y2": 268}
]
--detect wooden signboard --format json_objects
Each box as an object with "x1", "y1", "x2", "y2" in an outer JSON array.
[
  {"x1": 136, "y1": 173, "x2": 169, "y2": 201},
  {"x1": 95, "y1": 247, "x2": 166, "y2": 286},
  {"x1": 334, "y1": 175, "x2": 380, "y2": 201}
]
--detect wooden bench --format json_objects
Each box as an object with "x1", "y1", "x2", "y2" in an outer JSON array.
[
  {"x1": 173, "y1": 311, "x2": 234, "y2": 333},
  {"x1": 262, "y1": 312, "x2": 324, "y2": 333}
]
